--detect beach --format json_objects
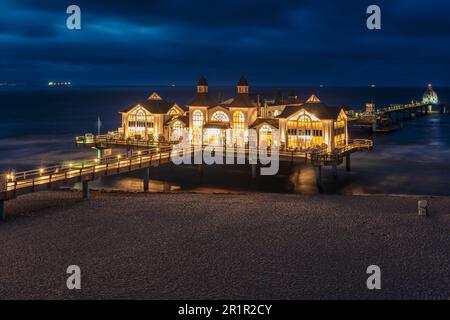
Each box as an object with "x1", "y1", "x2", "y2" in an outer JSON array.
[{"x1": 0, "y1": 190, "x2": 449, "y2": 299}]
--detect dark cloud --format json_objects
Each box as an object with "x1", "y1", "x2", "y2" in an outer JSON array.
[{"x1": 2, "y1": 0, "x2": 450, "y2": 85}]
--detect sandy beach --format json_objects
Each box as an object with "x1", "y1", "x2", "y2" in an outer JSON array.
[{"x1": 0, "y1": 190, "x2": 449, "y2": 300}]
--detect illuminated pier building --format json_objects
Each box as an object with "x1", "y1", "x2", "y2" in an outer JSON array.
[
  {"x1": 422, "y1": 84, "x2": 439, "y2": 105},
  {"x1": 119, "y1": 77, "x2": 349, "y2": 152}
]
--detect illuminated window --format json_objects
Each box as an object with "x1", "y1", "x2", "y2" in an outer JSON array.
[
  {"x1": 171, "y1": 120, "x2": 184, "y2": 141},
  {"x1": 128, "y1": 108, "x2": 154, "y2": 137},
  {"x1": 233, "y1": 111, "x2": 245, "y2": 130},
  {"x1": 211, "y1": 111, "x2": 229, "y2": 122},
  {"x1": 259, "y1": 125, "x2": 272, "y2": 147},
  {"x1": 232, "y1": 111, "x2": 245, "y2": 145},
  {"x1": 287, "y1": 113, "x2": 323, "y2": 149},
  {"x1": 193, "y1": 110, "x2": 204, "y2": 128}
]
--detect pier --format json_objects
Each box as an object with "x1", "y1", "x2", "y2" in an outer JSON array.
[
  {"x1": 349, "y1": 101, "x2": 447, "y2": 132},
  {"x1": 0, "y1": 138, "x2": 372, "y2": 219}
]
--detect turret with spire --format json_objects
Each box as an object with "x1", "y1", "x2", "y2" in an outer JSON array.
[
  {"x1": 188, "y1": 76, "x2": 217, "y2": 107},
  {"x1": 197, "y1": 76, "x2": 208, "y2": 93},
  {"x1": 237, "y1": 76, "x2": 249, "y2": 94}
]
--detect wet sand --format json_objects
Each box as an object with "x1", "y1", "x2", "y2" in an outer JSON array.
[{"x1": 0, "y1": 190, "x2": 449, "y2": 299}]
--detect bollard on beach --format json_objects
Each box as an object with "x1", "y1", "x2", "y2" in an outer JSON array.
[{"x1": 418, "y1": 200, "x2": 428, "y2": 216}]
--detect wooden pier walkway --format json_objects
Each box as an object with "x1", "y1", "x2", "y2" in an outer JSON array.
[{"x1": 0, "y1": 139, "x2": 372, "y2": 219}]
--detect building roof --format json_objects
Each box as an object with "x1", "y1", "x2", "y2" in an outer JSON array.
[
  {"x1": 228, "y1": 93, "x2": 259, "y2": 108},
  {"x1": 189, "y1": 93, "x2": 218, "y2": 107},
  {"x1": 268, "y1": 97, "x2": 303, "y2": 106},
  {"x1": 164, "y1": 115, "x2": 189, "y2": 126},
  {"x1": 121, "y1": 92, "x2": 176, "y2": 114},
  {"x1": 237, "y1": 75, "x2": 248, "y2": 86},
  {"x1": 249, "y1": 118, "x2": 280, "y2": 129},
  {"x1": 277, "y1": 102, "x2": 343, "y2": 120}
]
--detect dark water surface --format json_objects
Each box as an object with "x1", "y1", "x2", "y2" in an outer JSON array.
[{"x1": 1, "y1": 85, "x2": 449, "y2": 196}]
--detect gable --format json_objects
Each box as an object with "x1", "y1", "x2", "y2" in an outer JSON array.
[
  {"x1": 208, "y1": 105, "x2": 229, "y2": 114},
  {"x1": 148, "y1": 92, "x2": 163, "y2": 100},
  {"x1": 287, "y1": 109, "x2": 321, "y2": 122},
  {"x1": 168, "y1": 104, "x2": 184, "y2": 115},
  {"x1": 122, "y1": 104, "x2": 151, "y2": 116}
]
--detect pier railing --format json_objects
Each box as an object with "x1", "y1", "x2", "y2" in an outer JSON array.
[
  {"x1": 75, "y1": 134, "x2": 172, "y2": 148},
  {"x1": 2, "y1": 139, "x2": 372, "y2": 199},
  {"x1": 3, "y1": 146, "x2": 173, "y2": 194}
]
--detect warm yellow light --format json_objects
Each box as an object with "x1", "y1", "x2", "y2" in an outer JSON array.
[
  {"x1": 39, "y1": 168, "x2": 44, "y2": 174},
  {"x1": 6, "y1": 174, "x2": 10, "y2": 180},
  {"x1": 137, "y1": 151, "x2": 141, "y2": 155},
  {"x1": 69, "y1": 163, "x2": 73, "y2": 168},
  {"x1": 94, "y1": 159, "x2": 98, "y2": 163},
  {"x1": 117, "y1": 155, "x2": 121, "y2": 159}
]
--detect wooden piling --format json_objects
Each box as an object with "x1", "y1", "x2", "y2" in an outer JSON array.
[
  {"x1": 346, "y1": 154, "x2": 351, "y2": 172},
  {"x1": 315, "y1": 166, "x2": 322, "y2": 189},
  {"x1": 82, "y1": 180, "x2": 90, "y2": 199},
  {"x1": 143, "y1": 167, "x2": 150, "y2": 192},
  {"x1": 0, "y1": 201, "x2": 5, "y2": 221},
  {"x1": 251, "y1": 163, "x2": 258, "y2": 179},
  {"x1": 332, "y1": 162, "x2": 338, "y2": 180}
]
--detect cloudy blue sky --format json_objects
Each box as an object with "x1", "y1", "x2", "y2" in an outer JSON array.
[{"x1": 1, "y1": 0, "x2": 450, "y2": 86}]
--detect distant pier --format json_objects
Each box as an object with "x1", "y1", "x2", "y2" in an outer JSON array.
[{"x1": 349, "y1": 101, "x2": 447, "y2": 133}]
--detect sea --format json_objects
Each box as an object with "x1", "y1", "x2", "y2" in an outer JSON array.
[{"x1": 1, "y1": 85, "x2": 450, "y2": 196}]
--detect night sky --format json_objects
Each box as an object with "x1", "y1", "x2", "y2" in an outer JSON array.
[{"x1": 2, "y1": 0, "x2": 450, "y2": 86}]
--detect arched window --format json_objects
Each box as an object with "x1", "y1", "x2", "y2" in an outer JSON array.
[
  {"x1": 298, "y1": 115, "x2": 312, "y2": 136},
  {"x1": 193, "y1": 110, "x2": 204, "y2": 128},
  {"x1": 233, "y1": 111, "x2": 245, "y2": 130},
  {"x1": 211, "y1": 111, "x2": 229, "y2": 122},
  {"x1": 287, "y1": 113, "x2": 317, "y2": 149},
  {"x1": 259, "y1": 125, "x2": 272, "y2": 147},
  {"x1": 128, "y1": 108, "x2": 154, "y2": 138},
  {"x1": 136, "y1": 110, "x2": 146, "y2": 128},
  {"x1": 171, "y1": 120, "x2": 184, "y2": 141}
]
